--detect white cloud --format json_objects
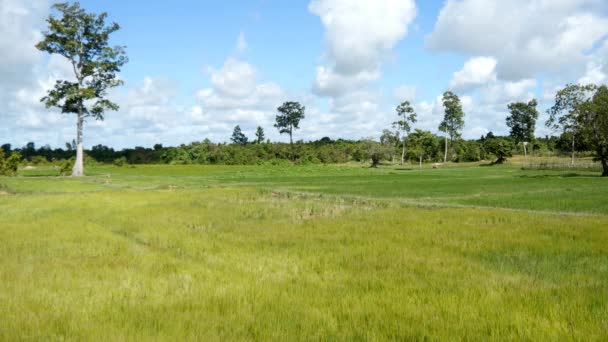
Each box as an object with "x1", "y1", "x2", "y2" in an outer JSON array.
[
  {"x1": 309, "y1": 0, "x2": 417, "y2": 96},
  {"x1": 427, "y1": 0, "x2": 608, "y2": 80},
  {"x1": 208, "y1": 58, "x2": 257, "y2": 98},
  {"x1": 578, "y1": 61, "x2": 607, "y2": 84},
  {"x1": 449, "y1": 57, "x2": 497, "y2": 92},
  {"x1": 312, "y1": 66, "x2": 379, "y2": 97},
  {"x1": 0, "y1": 0, "x2": 47, "y2": 87},
  {"x1": 193, "y1": 58, "x2": 286, "y2": 141},
  {"x1": 483, "y1": 78, "x2": 537, "y2": 104}
]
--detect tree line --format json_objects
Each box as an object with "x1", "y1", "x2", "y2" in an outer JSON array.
[{"x1": 2, "y1": 2, "x2": 607, "y2": 176}]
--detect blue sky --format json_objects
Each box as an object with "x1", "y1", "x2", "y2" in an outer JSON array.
[{"x1": 1, "y1": 0, "x2": 607, "y2": 148}]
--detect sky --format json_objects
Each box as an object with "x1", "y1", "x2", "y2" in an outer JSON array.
[{"x1": 1, "y1": 0, "x2": 607, "y2": 149}]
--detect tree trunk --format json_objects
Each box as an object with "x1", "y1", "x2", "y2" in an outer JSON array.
[
  {"x1": 443, "y1": 135, "x2": 448, "y2": 163},
  {"x1": 602, "y1": 157, "x2": 608, "y2": 177},
  {"x1": 72, "y1": 113, "x2": 84, "y2": 177},
  {"x1": 401, "y1": 134, "x2": 406, "y2": 166},
  {"x1": 401, "y1": 136, "x2": 406, "y2": 165},
  {"x1": 289, "y1": 128, "x2": 293, "y2": 145},
  {"x1": 571, "y1": 134, "x2": 575, "y2": 167},
  {"x1": 419, "y1": 155, "x2": 422, "y2": 169}
]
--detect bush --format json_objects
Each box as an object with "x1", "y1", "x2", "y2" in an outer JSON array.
[
  {"x1": 0, "y1": 151, "x2": 21, "y2": 176},
  {"x1": 113, "y1": 156, "x2": 128, "y2": 167},
  {"x1": 59, "y1": 158, "x2": 74, "y2": 176},
  {"x1": 484, "y1": 138, "x2": 514, "y2": 164}
]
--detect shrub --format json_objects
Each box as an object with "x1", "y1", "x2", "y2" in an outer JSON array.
[
  {"x1": 0, "y1": 151, "x2": 21, "y2": 176},
  {"x1": 59, "y1": 158, "x2": 74, "y2": 176},
  {"x1": 113, "y1": 157, "x2": 128, "y2": 167},
  {"x1": 484, "y1": 138, "x2": 514, "y2": 164}
]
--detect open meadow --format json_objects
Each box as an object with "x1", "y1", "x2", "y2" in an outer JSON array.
[{"x1": 0, "y1": 162, "x2": 607, "y2": 340}]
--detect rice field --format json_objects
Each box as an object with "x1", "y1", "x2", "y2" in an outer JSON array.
[{"x1": 0, "y1": 162, "x2": 606, "y2": 340}]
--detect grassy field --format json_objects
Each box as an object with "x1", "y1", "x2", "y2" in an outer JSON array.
[{"x1": 0, "y1": 162, "x2": 607, "y2": 340}]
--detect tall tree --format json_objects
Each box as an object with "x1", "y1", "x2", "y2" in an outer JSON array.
[
  {"x1": 439, "y1": 91, "x2": 465, "y2": 163},
  {"x1": 255, "y1": 126, "x2": 265, "y2": 144},
  {"x1": 547, "y1": 84, "x2": 597, "y2": 166},
  {"x1": 36, "y1": 2, "x2": 127, "y2": 176},
  {"x1": 506, "y1": 99, "x2": 539, "y2": 156},
  {"x1": 230, "y1": 125, "x2": 248, "y2": 145},
  {"x1": 275, "y1": 101, "x2": 305, "y2": 144},
  {"x1": 393, "y1": 101, "x2": 417, "y2": 165},
  {"x1": 577, "y1": 85, "x2": 608, "y2": 177}
]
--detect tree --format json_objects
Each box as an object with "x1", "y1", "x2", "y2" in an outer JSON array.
[
  {"x1": 230, "y1": 125, "x2": 248, "y2": 145},
  {"x1": 359, "y1": 139, "x2": 392, "y2": 168},
  {"x1": 0, "y1": 144, "x2": 11, "y2": 156},
  {"x1": 393, "y1": 101, "x2": 417, "y2": 165},
  {"x1": 0, "y1": 149, "x2": 21, "y2": 176},
  {"x1": 507, "y1": 99, "x2": 539, "y2": 156},
  {"x1": 439, "y1": 91, "x2": 465, "y2": 163},
  {"x1": 255, "y1": 126, "x2": 265, "y2": 144},
  {"x1": 484, "y1": 137, "x2": 513, "y2": 164},
  {"x1": 36, "y1": 2, "x2": 127, "y2": 176},
  {"x1": 407, "y1": 129, "x2": 437, "y2": 169},
  {"x1": 275, "y1": 101, "x2": 305, "y2": 144},
  {"x1": 379, "y1": 129, "x2": 399, "y2": 163},
  {"x1": 577, "y1": 85, "x2": 608, "y2": 177},
  {"x1": 547, "y1": 84, "x2": 597, "y2": 166}
]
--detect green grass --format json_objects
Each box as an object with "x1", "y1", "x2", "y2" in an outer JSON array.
[{"x1": 0, "y1": 163, "x2": 607, "y2": 340}]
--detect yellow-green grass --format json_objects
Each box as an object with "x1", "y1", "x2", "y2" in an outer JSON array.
[{"x1": 1, "y1": 165, "x2": 607, "y2": 340}]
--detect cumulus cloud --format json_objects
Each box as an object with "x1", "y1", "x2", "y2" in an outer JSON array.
[
  {"x1": 427, "y1": 0, "x2": 608, "y2": 80},
  {"x1": 578, "y1": 61, "x2": 607, "y2": 84},
  {"x1": 312, "y1": 66, "x2": 379, "y2": 97},
  {"x1": 449, "y1": 57, "x2": 497, "y2": 92},
  {"x1": 0, "y1": 0, "x2": 47, "y2": 88},
  {"x1": 309, "y1": 0, "x2": 417, "y2": 97},
  {"x1": 193, "y1": 58, "x2": 286, "y2": 140}
]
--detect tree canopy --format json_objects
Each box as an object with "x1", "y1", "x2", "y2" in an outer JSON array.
[
  {"x1": 275, "y1": 101, "x2": 305, "y2": 144},
  {"x1": 255, "y1": 126, "x2": 265, "y2": 144},
  {"x1": 577, "y1": 85, "x2": 608, "y2": 176},
  {"x1": 230, "y1": 125, "x2": 249, "y2": 145},
  {"x1": 507, "y1": 99, "x2": 539, "y2": 143},
  {"x1": 439, "y1": 91, "x2": 465, "y2": 141}
]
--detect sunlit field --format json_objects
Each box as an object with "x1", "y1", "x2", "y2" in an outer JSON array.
[{"x1": 1, "y1": 162, "x2": 607, "y2": 340}]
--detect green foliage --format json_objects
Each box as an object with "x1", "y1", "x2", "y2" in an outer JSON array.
[
  {"x1": 455, "y1": 140, "x2": 483, "y2": 162},
  {"x1": 230, "y1": 125, "x2": 249, "y2": 146},
  {"x1": 393, "y1": 101, "x2": 417, "y2": 135},
  {"x1": 577, "y1": 85, "x2": 608, "y2": 176},
  {"x1": 484, "y1": 138, "x2": 514, "y2": 164},
  {"x1": 275, "y1": 101, "x2": 305, "y2": 144},
  {"x1": 255, "y1": 126, "x2": 265, "y2": 144},
  {"x1": 36, "y1": 2, "x2": 127, "y2": 120},
  {"x1": 113, "y1": 156, "x2": 127, "y2": 167},
  {"x1": 439, "y1": 91, "x2": 465, "y2": 141},
  {"x1": 59, "y1": 158, "x2": 74, "y2": 176},
  {"x1": 546, "y1": 84, "x2": 597, "y2": 133},
  {"x1": 407, "y1": 129, "x2": 439, "y2": 162},
  {"x1": 358, "y1": 139, "x2": 393, "y2": 167},
  {"x1": 507, "y1": 99, "x2": 539, "y2": 143},
  {"x1": 0, "y1": 151, "x2": 21, "y2": 176}
]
